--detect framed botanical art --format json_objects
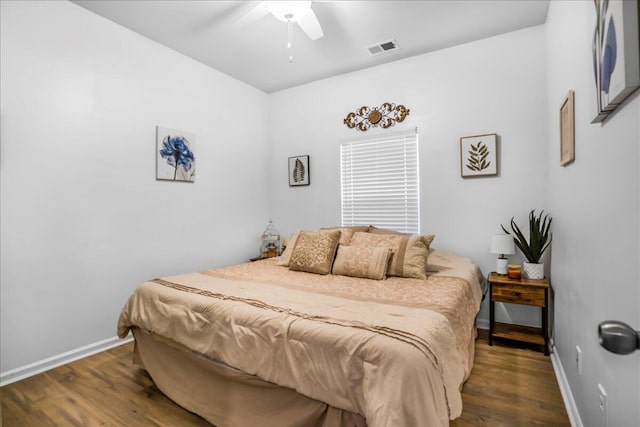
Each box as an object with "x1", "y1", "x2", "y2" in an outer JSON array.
[
  {"x1": 156, "y1": 126, "x2": 196, "y2": 182},
  {"x1": 560, "y1": 90, "x2": 575, "y2": 166},
  {"x1": 460, "y1": 133, "x2": 498, "y2": 178},
  {"x1": 288, "y1": 155, "x2": 310, "y2": 186}
]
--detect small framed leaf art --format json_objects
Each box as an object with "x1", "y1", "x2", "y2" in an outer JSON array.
[
  {"x1": 460, "y1": 133, "x2": 498, "y2": 178},
  {"x1": 288, "y1": 155, "x2": 310, "y2": 186}
]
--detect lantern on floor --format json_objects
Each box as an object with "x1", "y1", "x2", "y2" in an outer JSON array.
[{"x1": 261, "y1": 220, "x2": 281, "y2": 258}]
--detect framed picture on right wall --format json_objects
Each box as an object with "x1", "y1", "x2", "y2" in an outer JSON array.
[{"x1": 591, "y1": 0, "x2": 640, "y2": 123}]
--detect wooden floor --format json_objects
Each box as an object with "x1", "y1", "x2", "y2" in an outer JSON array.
[
  {"x1": 1, "y1": 330, "x2": 570, "y2": 426},
  {"x1": 451, "y1": 330, "x2": 570, "y2": 426}
]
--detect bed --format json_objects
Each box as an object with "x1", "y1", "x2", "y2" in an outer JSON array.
[{"x1": 117, "y1": 228, "x2": 484, "y2": 427}]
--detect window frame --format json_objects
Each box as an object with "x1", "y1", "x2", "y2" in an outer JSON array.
[{"x1": 340, "y1": 128, "x2": 420, "y2": 234}]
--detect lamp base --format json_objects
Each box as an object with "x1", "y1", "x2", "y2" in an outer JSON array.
[{"x1": 496, "y1": 258, "x2": 508, "y2": 275}]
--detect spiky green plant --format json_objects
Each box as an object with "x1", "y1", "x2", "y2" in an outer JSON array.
[{"x1": 501, "y1": 210, "x2": 552, "y2": 263}]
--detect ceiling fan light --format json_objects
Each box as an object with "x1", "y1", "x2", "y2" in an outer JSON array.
[{"x1": 266, "y1": 1, "x2": 312, "y2": 22}]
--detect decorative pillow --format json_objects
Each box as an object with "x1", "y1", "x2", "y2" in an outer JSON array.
[
  {"x1": 332, "y1": 245, "x2": 392, "y2": 280},
  {"x1": 369, "y1": 226, "x2": 438, "y2": 271},
  {"x1": 276, "y1": 231, "x2": 300, "y2": 267},
  {"x1": 321, "y1": 226, "x2": 370, "y2": 245},
  {"x1": 349, "y1": 232, "x2": 435, "y2": 279},
  {"x1": 368, "y1": 226, "x2": 410, "y2": 236},
  {"x1": 341, "y1": 225, "x2": 371, "y2": 233},
  {"x1": 288, "y1": 229, "x2": 341, "y2": 275}
]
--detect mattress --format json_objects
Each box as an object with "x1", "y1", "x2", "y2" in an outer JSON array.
[{"x1": 118, "y1": 250, "x2": 483, "y2": 427}]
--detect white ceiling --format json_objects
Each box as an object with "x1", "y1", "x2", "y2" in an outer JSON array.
[{"x1": 73, "y1": 1, "x2": 550, "y2": 93}]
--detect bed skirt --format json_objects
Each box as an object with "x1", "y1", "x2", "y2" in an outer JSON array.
[{"x1": 132, "y1": 328, "x2": 368, "y2": 427}]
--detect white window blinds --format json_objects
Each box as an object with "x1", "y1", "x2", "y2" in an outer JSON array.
[{"x1": 340, "y1": 129, "x2": 420, "y2": 234}]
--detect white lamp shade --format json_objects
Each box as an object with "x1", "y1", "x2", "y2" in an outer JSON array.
[{"x1": 490, "y1": 234, "x2": 515, "y2": 255}]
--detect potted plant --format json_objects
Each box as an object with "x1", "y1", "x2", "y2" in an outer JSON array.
[{"x1": 501, "y1": 210, "x2": 552, "y2": 279}]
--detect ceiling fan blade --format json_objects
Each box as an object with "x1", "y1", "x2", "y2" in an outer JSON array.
[
  {"x1": 236, "y1": 1, "x2": 269, "y2": 26},
  {"x1": 191, "y1": 2, "x2": 249, "y2": 33},
  {"x1": 297, "y1": 9, "x2": 324, "y2": 40}
]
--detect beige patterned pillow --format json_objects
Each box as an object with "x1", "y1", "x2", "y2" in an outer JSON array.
[
  {"x1": 321, "y1": 226, "x2": 370, "y2": 245},
  {"x1": 278, "y1": 228, "x2": 354, "y2": 265},
  {"x1": 288, "y1": 230, "x2": 341, "y2": 275},
  {"x1": 332, "y1": 245, "x2": 392, "y2": 280},
  {"x1": 349, "y1": 232, "x2": 435, "y2": 279}
]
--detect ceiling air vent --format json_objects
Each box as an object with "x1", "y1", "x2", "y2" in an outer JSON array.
[{"x1": 366, "y1": 39, "x2": 400, "y2": 56}]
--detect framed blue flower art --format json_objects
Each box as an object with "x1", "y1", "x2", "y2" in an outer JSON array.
[
  {"x1": 156, "y1": 126, "x2": 196, "y2": 182},
  {"x1": 591, "y1": 0, "x2": 640, "y2": 123}
]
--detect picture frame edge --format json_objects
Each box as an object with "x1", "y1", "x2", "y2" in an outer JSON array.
[{"x1": 288, "y1": 155, "x2": 310, "y2": 187}]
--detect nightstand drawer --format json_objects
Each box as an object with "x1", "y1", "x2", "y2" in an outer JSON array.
[{"x1": 492, "y1": 285, "x2": 545, "y2": 307}]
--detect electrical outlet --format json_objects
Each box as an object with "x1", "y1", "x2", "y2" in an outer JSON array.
[
  {"x1": 576, "y1": 345, "x2": 583, "y2": 375},
  {"x1": 598, "y1": 383, "x2": 607, "y2": 427}
]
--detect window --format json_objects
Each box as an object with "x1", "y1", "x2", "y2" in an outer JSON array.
[{"x1": 340, "y1": 129, "x2": 420, "y2": 234}]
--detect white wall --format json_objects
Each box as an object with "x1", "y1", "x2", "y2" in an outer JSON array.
[
  {"x1": 268, "y1": 25, "x2": 549, "y2": 327},
  {"x1": 0, "y1": 1, "x2": 269, "y2": 373},
  {"x1": 545, "y1": 2, "x2": 639, "y2": 426}
]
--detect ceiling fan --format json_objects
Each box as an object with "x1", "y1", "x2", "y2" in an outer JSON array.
[{"x1": 238, "y1": 1, "x2": 324, "y2": 62}]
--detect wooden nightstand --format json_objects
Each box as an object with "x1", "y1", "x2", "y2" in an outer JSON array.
[{"x1": 488, "y1": 272, "x2": 550, "y2": 355}]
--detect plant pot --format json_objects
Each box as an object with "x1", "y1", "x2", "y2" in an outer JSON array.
[{"x1": 523, "y1": 262, "x2": 544, "y2": 279}]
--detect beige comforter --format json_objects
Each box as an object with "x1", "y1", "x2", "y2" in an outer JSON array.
[{"x1": 118, "y1": 253, "x2": 482, "y2": 427}]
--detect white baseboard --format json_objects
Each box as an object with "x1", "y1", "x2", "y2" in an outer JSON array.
[
  {"x1": 550, "y1": 345, "x2": 583, "y2": 427},
  {"x1": 0, "y1": 334, "x2": 133, "y2": 387},
  {"x1": 476, "y1": 318, "x2": 489, "y2": 330}
]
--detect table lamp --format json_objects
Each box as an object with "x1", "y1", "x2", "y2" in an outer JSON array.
[{"x1": 491, "y1": 233, "x2": 515, "y2": 275}]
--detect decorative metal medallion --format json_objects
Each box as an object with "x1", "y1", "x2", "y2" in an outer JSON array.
[{"x1": 343, "y1": 102, "x2": 410, "y2": 131}]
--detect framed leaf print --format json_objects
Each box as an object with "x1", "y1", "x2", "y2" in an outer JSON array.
[
  {"x1": 460, "y1": 133, "x2": 498, "y2": 178},
  {"x1": 288, "y1": 155, "x2": 310, "y2": 186}
]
